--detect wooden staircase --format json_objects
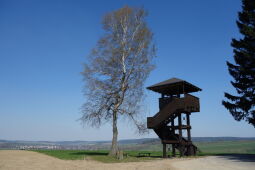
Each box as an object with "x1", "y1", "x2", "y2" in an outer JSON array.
[
  {"x1": 147, "y1": 94, "x2": 200, "y2": 129},
  {"x1": 147, "y1": 94, "x2": 200, "y2": 157}
]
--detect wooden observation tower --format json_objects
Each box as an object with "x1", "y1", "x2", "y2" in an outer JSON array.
[{"x1": 147, "y1": 78, "x2": 202, "y2": 158}]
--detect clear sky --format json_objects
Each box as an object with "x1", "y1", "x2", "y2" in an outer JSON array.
[{"x1": 0, "y1": 0, "x2": 254, "y2": 141}]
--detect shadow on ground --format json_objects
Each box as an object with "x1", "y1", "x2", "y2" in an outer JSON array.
[
  {"x1": 136, "y1": 155, "x2": 162, "y2": 158},
  {"x1": 70, "y1": 151, "x2": 163, "y2": 158},
  {"x1": 216, "y1": 154, "x2": 255, "y2": 162},
  {"x1": 70, "y1": 151, "x2": 108, "y2": 156},
  {"x1": 69, "y1": 151, "x2": 255, "y2": 162}
]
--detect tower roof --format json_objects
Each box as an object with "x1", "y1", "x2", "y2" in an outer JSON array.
[{"x1": 147, "y1": 77, "x2": 201, "y2": 95}]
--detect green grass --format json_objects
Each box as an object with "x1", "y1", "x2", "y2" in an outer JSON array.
[
  {"x1": 33, "y1": 140, "x2": 255, "y2": 163},
  {"x1": 33, "y1": 150, "x2": 163, "y2": 163}
]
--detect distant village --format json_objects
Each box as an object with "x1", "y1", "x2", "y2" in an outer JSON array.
[{"x1": 0, "y1": 141, "x2": 112, "y2": 150}]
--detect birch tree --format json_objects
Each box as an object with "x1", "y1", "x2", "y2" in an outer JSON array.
[{"x1": 81, "y1": 6, "x2": 156, "y2": 156}]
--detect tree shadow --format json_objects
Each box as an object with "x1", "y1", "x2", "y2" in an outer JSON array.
[
  {"x1": 215, "y1": 153, "x2": 255, "y2": 163},
  {"x1": 136, "y1": 155, "x2": 162, "y2": 158},
  {"x1": 70, "y1": 151, "x2": 108, "y2": 156}
]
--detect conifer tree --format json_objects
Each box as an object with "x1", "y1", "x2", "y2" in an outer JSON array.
[{"x1": 222, "y1": 0, "x2": 255, "y2": 127}]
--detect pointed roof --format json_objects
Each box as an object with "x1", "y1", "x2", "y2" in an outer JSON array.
[{"x1": 147, "y1": 77, "x2": 201, "y2": 95}]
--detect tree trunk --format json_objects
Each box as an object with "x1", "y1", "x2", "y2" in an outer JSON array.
[{"x1": 108, "y1": 110, "x2": 119, "y2": 156}]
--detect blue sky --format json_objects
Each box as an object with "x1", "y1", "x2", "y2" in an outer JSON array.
[{"x1": 0, "y1": 0, "x2": 254, "y2": 141}]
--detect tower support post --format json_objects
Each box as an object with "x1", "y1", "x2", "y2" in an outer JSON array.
[
  {"x1": 163, "y1": 143, "x2": 167, "y2": 158},
  {"x1": 171, "y1": 118, "x2": 175, "y2": 157},
  {"x1": 186, "y1": 113, "x2": 192, "y2": 155},
  {"x1": 172, "y1": 144, "x2": 176, "y2": 157},
  {"x1": 186, "y1": 113, "x2": 191, "y2": 142},
  {"x1": 178, "y1": 113, "x2": 184, "y2": 156}
]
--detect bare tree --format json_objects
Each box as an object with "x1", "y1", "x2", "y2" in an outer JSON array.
[{"x1": 81, "y1": 6, "x2": 156, "y2": 157}]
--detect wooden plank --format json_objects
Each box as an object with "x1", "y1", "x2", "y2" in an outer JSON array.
[
  {"x1": 171, "y1": 125, "x2": 191, "y2": 129},
  {"x1": 162, "y1": 140, "x2": 179, "y2": 144}
]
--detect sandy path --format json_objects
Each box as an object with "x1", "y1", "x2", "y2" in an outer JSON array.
[
  {"x1": 171, "y1": 155, "x2": 255, "y2": 170},
  {"x1": 0, "y1": 150, "x2": 254, "y2": 170}
]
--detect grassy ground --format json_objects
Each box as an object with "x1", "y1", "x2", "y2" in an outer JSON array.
[
  {"x1": 33, "y1": 150, "x2": 163, "y2": 163},
  {"x1": 33, "y1": 140, "x2": 255, "y2": 163}
]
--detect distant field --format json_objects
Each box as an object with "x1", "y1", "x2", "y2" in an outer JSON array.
[
  {"x1": 33, "y1": 140, "x2": 255, "y2": 163},
  {"x1": 120, "y1": 140, "x2": 255, "y2": 153},
  {"x1": 196, "y1": 140, "x2": 255, "y2": 154}
]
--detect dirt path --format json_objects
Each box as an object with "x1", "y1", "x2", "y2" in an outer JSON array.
[{"x1": 0, "y1": 150, "x2": 254, "y2": 170}]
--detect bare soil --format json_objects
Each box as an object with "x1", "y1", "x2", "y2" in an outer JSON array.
[{"x1": 0, "y1": 150, "x2": 254, "y2": 170}]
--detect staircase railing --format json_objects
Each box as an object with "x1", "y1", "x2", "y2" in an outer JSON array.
[{"x1": 147, "y1": 94, "x2": 200, "y2": 128}]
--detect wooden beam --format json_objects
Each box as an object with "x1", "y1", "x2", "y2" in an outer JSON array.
[
  {"x1": 171, "y1": 125, "x2": 191, "y2": 130},
  {"x1": 162, "y1": 140, "x2": 179, "y2": 144},
  {"x1": 171, "y1": 119, "x2": 174, "y2": 133},
  {"x1": 186, "y1": 113, "x2": 191, "y2": 142},
  {"x1": 178, "y1": 114, "x2": 184, "y2": 156},
  {"x1": 178, "y1": 114, "x2": 182, "y2": 138}
]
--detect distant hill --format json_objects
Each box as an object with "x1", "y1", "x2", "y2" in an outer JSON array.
[
  {"x1": 1, "y1": 137, "x2": 255, "y2": 146},
  {"x1": 190, "y1": 137, "x2": 255, "y2": 142}
]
